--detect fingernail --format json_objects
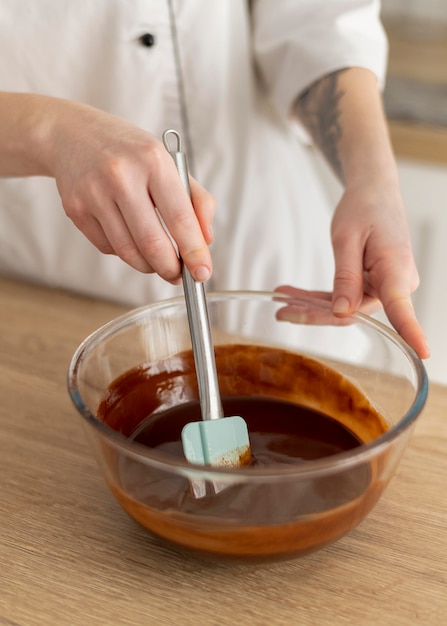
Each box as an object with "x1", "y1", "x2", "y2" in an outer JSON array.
[
  {"x1": 194, "y1": 266, "x2": 211, "y2": 282},
  {"x1": 332, "y1": 297, "x2": 350, "y2": 315}
]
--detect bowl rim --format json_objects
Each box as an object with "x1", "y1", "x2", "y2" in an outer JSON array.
[{"x1": 67, "y1": 290, "x2": 429, "y2": 481}]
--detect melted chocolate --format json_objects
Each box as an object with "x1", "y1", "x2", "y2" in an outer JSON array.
[
  {"x1": 129, "y1": 396, "x2": 363, "y2": 464},
  {"x1": 97, "y1": 344, "x2": 388, "y2": 561}
]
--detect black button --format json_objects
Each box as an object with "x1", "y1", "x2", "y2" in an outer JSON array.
[{"x1": 139, "y1": 33, "x2": 155, "y2": 47}]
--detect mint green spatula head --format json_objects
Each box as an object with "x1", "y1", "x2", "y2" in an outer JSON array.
[{"x1": 182, "y1": 415, "x2": 251, "y2": 467}]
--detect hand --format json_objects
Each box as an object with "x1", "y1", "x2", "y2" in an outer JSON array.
[
  {"x1": 292, "y1": 68, "x2": 429, "y2": 358},
  {"x1": 46, "y1": 101, "x2": 215, "y2": 283},
  {"x1": 275, "y1": 182, "x2": 430, "y2": 359},
  {"x1": 278, "y1": 181, "x2": 428, "y2": 358},
  {"x1": 329, "y1": 181, "x2": 429, "y2": 358}
]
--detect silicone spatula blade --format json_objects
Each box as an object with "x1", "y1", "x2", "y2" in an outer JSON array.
[{"x1": 182, "y1": 415, "x2": 251, "y2": 467}]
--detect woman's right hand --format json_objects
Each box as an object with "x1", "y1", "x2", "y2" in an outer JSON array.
[{"x1": 1, "y1": 93, "x2": 215, "y2": 284}]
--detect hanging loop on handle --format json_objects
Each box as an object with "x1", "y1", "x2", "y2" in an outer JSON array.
[{"x1": 162, "y1": 129, "x2": 190, "y2": 195}]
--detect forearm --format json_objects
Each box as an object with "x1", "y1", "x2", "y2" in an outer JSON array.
[
  {"x1": 293, "y1": 68, "x2": 398, "y2": 190},
  {"x1": 0, "y1": 92, "x2": 59, "y2": 176},
  {"x1": 0, "y1": 91, "x2": 107, "y2": 178}
]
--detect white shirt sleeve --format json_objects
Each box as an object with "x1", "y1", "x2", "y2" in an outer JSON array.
[{"x1": 250, "y1": 0, "x2": 388, "y2": 119}]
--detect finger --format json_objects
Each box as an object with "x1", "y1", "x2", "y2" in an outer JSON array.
[
  {"x1": 331, "y1": 234, "x2": 365, "y2": 317},
  {"x1": 67, "y1": 201, "x2": 155, "y2": 273},
  {"x1": 274, "y1": 285, "x2": 381, "y2": 326},
  {"x1": 275, "y1": 285, "x2": 332, "y2": 302},
  {"x1": 378, "y1": 267, "x2": 430, "y2": 359},
  {"x1": 276, "y1": 303, "x2": 353, "y2": 326},
  {"x1": 108, "y1": 186, "x2": 184, "y2": 282},
  {"x1": 69, "y1": 212, "x2": 114, "y2": 255},
  {"x1": 353, "y1": 274, "x2": 382, "y2": 315},
  {"x1": 354, "y1": 293, "x2": 382, "y2": 316},
  {"x1": 89, "y1": 153, "x2": 183, "y2": 280},
  {"x1": 274, "y1": 286, "x2": 348, "y2": 326},
  {"x1": 94, "y1": 197, "x2": 180, "y2": 277},
  {"x1": 275, "y1": 285, "x2": 381, "y2": 314},
  {"x1": 189, "y1": 177, "x2": 216, "y2": 245},
  {"x1": 148, "y1": 153, "x2": 212, "y2": 282}
]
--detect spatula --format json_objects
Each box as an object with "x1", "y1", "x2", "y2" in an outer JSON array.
[{"x1": 162, "y1": 129, "x2": 251, "y2": 470}]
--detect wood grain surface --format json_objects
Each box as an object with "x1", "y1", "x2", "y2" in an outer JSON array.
[{"x1": 0, "y1": 276, "x2": 446, "y2": 626}]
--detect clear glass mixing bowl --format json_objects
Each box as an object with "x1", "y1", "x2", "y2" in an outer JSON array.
[{"x1": 67, "y1": 291, "x2": 428, "y2": 563}]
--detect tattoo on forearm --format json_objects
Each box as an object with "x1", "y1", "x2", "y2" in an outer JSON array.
[{"x1": 294, "y1": 69, "x2": 348, "y2": 182}]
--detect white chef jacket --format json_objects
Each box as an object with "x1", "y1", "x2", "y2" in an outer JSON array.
[{"x1": 0, "y1": 0, "x2": 387, "y2": 307}]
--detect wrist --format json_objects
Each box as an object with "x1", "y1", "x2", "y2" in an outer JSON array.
[{"x1": 343, "y1": 156, "x2": 400, "y2": 195}]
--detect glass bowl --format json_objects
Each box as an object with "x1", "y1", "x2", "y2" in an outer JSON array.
[{"x1": 67, "y1": 291, "x2": 428, "y2": 563}]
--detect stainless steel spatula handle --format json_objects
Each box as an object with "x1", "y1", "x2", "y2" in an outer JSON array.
[{"x1": 162, "y1": 129, "x2": 224, "y2": 422}]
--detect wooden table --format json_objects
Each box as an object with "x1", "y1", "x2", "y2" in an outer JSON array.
[{"x1": 1, "y1": 276, "x2": 446, "y2": 626}]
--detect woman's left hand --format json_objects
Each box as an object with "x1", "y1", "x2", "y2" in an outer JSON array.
[{"x1": 276, "y1": 182, "x2": 430, "y2": 360}]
